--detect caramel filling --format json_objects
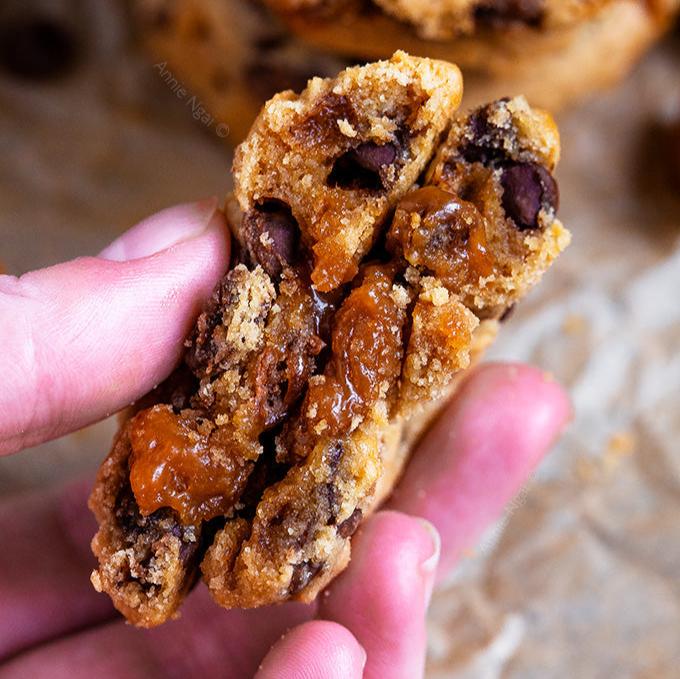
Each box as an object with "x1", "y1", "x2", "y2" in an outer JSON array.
[
  {"x1": 127, "y1": 189, "x2": 491, "y2": 523},
  {"x1": 388, "y1": 186, "x2": 494, "y2": 285},
  {"x1": 126, "y1": 103, "x2": 557, "y2": 530},
  {"x1": 303, "y1": 265, "x2": 405, "y2": 438},
  {"x1": 129, "y1": 406, "x2": 252, "y2": 525}
]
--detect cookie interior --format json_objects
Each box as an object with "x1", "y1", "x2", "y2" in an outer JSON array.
[{"x1": 89, "y1": 57, "x2": 568, "y2": 626}]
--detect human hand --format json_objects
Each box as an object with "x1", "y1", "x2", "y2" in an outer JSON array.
[{"x1": 0, "y1": 200, "x2": 570, "y2": 678}]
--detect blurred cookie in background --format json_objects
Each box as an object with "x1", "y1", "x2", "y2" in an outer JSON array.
[
  {"x1": 131, "y1": 0, "x2": 351, "y2": 142},
  {"x1": 264, "y1": 0, "x2": 680, "y2": 111}
]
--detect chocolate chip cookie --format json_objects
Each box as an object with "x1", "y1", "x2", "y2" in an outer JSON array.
[
  {"x1": 271, "y1": 0, "x2": 611, "y2": 40},
  {"x1": 89, "y1": 53, "x2": 570, "y2": 626},
  {"x1": 266, "y1": 0, "x2": 680, "y2": 110}
]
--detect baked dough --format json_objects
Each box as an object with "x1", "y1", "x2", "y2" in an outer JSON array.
[{"x1": 89, "y1": 53, "x2": 570, "y2": 626}]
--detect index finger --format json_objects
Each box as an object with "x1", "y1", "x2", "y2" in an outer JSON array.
[{"x1": 389, "y1": 363, "x2": 571, "y2": 576}]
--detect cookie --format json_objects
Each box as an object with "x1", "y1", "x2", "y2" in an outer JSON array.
[
  {"x1": 89, "y1": 54, "x2": 570, "y2": 626},
  {"x1": 132, "y1": 0, "x2": 350, "y2": 142},
  {"x1": 267, "y1": 0, "x2": 680, "y2": 110},
  {"x1": 271, "y1": 0, "x2": 611, "y2": 40}
]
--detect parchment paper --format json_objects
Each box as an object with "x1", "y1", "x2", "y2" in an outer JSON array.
[{"x1": 0, "y1": 6, "x2": 678, "y2": 676}]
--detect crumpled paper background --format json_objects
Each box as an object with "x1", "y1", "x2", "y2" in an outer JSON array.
[{"x1": 0, "y1": 5, "x2": 678, "y2": 676}]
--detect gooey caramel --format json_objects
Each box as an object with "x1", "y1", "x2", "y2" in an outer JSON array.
[
  {"x1": 129, "y1": 405, "x2": 252, "y2": 525},
  {"x1": 303, "y1": 265, "x2": 405, "y2": 438},
  {"x1": 388, "y1": 186, "x2": 494, "y2": 285}
]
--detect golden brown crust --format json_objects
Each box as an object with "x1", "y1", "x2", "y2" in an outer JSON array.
[{"x1": 90, "y1": 56, "x2": 569, "y2": 626}]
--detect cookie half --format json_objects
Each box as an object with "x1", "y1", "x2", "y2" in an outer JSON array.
[
  {"x1": 267, "y1": 0, "x2": 680, "y2": 110},
  {"x1": 269, "y1": 0, "x2": 612, "y2": 40},
  {"x1": 90, "y1": 54, "x2": 569, "y2": 626}
]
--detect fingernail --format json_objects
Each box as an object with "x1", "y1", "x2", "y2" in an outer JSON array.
[
  {"x1": 99, "y1": 197, "x2": 221, "y2": 262},
  {"x1": 417, "y1": 518, "x2": 441, "y2": 608}
]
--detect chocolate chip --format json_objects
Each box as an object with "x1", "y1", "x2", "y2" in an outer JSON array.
[
  {"x1": 328, "y1": 142, "x2": 398, "y2": 191},
  {"x1": 242, "y1": 200, "x2": 300, "y2": 278},
  {"x1": 500, "y1": 162, "x2": 558, "y2": 230},
  {"x1": 337, "y1": 508, "x2": 363, "y2": 538},
  {"x1": 178, "y1": 539, "x2": 200, "y2": 565},
  {"x1": 461, "y1": 106, "x2": 509, "y2": 166},
  {"x1": 0, "y1": 15, "x2": 80, "y2": 81},
  {"x1": 474, "y1": 0, "x2": 544, "y2": 27},
  {"x1": 353, "y1": 142, "x2": 398, "y2": 173},
  {"x1": 289, "y1": 560, "x2": 322, "y2": 595},
  {"x1": 467, "y1": 106, "x2": 492, "y2": 141}
]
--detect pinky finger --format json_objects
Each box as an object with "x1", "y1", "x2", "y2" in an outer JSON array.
[{"x1": 255, "y1": 621, "x2": 366, "y2": 679}]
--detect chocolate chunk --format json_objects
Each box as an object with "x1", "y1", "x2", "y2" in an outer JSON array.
[
  {"x1": 461, "y1": 106, "x2": 509, "y2": 166},
  {"x1": 242, "y1": 200, "x2": 300, "y2": 278},
  {"x1": 0, "y1": 15, "x2": 80, "y2": 81},
  {"x1": 474, "y1": 0, "x2": 544, "y2": 27},
  {"x1": 351, "y1": 142, "x2": 398, "y2": 173},
  {"x1": 337, "y1": 508, "x2": 363, "y2": 538},
  {"x1": 328, "y1": 142, "x2": 398, "y2": 191},
  {"x1": 115, "y1": 485, "x2": 199, "y2": 567},
  {"x1": 289, "y1": 561, "x2": 322, "y2": 595},
  {"x1": 185, "y1": 275, "x2": 235, "y2": 377},
  {"x1": 500, "y1": 162, "x2": 558, "y2": 230},
  {"x1": 467, "y1": 106, "x2": 492, "y2": 141}
]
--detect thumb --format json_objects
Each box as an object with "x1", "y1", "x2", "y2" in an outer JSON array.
[
  {"x1": 0, "y1": 198, "x2": 229, "y2": 455},
  {"x1": 99, "y1": 197, "x2": 222, "y2": 261}
]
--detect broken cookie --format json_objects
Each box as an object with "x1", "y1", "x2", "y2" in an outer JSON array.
[{"x1": 89, "y1": 53, "x2": 569, "y2": 627}]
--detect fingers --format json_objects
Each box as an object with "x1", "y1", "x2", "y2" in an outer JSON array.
[
  {"x1": 0, "y1": 472, "x2": 315, "y2": 669},
  {"x1": 0, "y1": 478, "x2": 115, "y2": 661},
  {"x1": 389, "y1": 362, "x2": 571, "y2": 575},
  {"x1": 0, "y1": 199, "x2": 230, "y2": 455},
  {"x1": 0, "y1": 589, "x2": 314, "y2": 679},
  {"x1": 255, "y1": 621, "x2": 366, "y2": 679},
  {"x1": 319, "y1": 511, "x2": 440, "y2": 679}
]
